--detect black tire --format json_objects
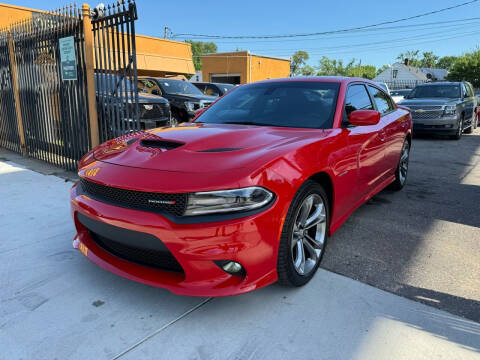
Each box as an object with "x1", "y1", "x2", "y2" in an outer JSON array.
[
  {"x1": 389, "y1": 138, "x2": 410, "y2": 191},
  {"x1": 450, "y1": 116, "x2": 463, "y2": 140},
  {"x1": 465, "y1": 125, "x2": 473, "y2": 134},
  {"x1": 277, "y1": 180, "x2": 330, "y2": 287}
]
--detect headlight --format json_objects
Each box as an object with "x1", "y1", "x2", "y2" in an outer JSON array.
[
  {"x1": 185, "y1": 101, "x2": 196, "y2": 112},
  {"x1": 443, "y1": 105, "x2": 456, "y2": 116},
  {"x1": 184, "y1": 187, "x2": 274, "y2": 216}
]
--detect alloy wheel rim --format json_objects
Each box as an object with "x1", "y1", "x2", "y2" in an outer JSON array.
[
  {"x1": 399, "y1": 142, "x2": 409, "y2": 184},
  {"x1": 458, "y1": 119, "x2": 463, "y2": 136},
  {"x1": 291, "y1": 194, "x2": 326, "y2": 276}
]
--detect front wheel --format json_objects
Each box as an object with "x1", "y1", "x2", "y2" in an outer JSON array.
[
  {"x1": 277, "y1": 181, "x2": 329, "y2": 287},
  {"x1": 451, "y1": 116, "x2": 463, "y2": 140},
  {"x1": 389, "y1": 139, "x2": 410, "y2": 191}
]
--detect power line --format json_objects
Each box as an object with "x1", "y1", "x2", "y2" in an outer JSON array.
[
  {"x1": 172, "y1": 0, "x2": 479, "y2": 39},
  {"x1": 185, "y1": 17, "x2": 480, "y2": 44}
]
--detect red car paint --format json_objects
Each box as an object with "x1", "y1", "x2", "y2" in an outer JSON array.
[{"x1": 71, "y1": 77, "x2": 412, "y2": 296}]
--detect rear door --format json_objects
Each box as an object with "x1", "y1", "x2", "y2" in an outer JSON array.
[
  {"x1": 462, "y1": 82, "x2": 476, "y2": 126},
  {"x1": 343, "y1": 83, "x2": 388, "y2": 198},
  {"x1": 367, "y1": 85, "x2": 403, "y2": 176}
]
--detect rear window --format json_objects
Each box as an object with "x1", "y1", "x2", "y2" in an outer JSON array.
[{"x1": 195, "y1": 81, "x2": 340, "y2": 129}]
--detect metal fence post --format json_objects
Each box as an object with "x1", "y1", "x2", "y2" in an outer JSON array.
[
  {"x1": 7, "y1": 31, "x2": 26, "y2": 155},
  {"x1": 82, "y1": 4, "x2": 99, "y2": 148}
]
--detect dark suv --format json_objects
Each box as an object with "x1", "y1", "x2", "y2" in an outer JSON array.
[
  {"x1": 95, "y1": 74, "x2": 171, "y2": 137},
  {"x1": 138, "y1": 77, "x2": 216, "y2": 124},
  {"x1": 399, "y1": 81, "x2": 477, "y2": 139},
  {"x1": 192, "y1": 82, "x2": 235, "y2": 97}
]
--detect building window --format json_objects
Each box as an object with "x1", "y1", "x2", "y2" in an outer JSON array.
[{"x1": 392, "y1": 69, "x2": 398, "y2": 79}]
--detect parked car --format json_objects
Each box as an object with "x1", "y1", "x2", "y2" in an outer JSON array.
[
  {"x1": 376, "y1": 82, "x2": 390, "y2": 95},
  {"x1": 192, "y1": 82, "x2": 235, "y2": 97},
  {"x1": 95, "y1": 74, "x2": 171, "y2": 138},
  {"x1": 399, "y1": 81, "x2": 477, "y2": 139},
  {"x1": 71, "y1": 77, "x2": 412, "y2": 296},
  {"x1": 390, "y1": 89, "x2": 412, "y2": 103},
  {"x1": 138, "y1": 77, "x2": 216, "y2": 125}
]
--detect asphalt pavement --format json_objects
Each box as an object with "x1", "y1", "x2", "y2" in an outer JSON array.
[{"x1": 323, "y1": 130, "x2": 480, "y2": 322}]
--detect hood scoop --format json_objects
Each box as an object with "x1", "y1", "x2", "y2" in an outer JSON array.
[{"x1": 139, "y1": 138, "x2": 184, "y2": 150}]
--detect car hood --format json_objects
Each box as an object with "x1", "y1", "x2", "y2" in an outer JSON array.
[
  {"x1": 93, "y1": 123, "x2": 326, "y2": 173},
  {"x1": 399, "y1": 98, "x2": 458, "y2": 106},
  {"x1": 164, "y1": 93, "x2": 216, "y2": 102}
]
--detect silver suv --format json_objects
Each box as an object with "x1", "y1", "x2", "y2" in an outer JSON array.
[{"x1": 399, "y1": 81, "x2": 477, "y2": 140}]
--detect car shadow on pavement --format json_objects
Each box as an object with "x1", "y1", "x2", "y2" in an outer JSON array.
[{"x1": 394, "y1": 283, "x2": 480, "y2": 325}]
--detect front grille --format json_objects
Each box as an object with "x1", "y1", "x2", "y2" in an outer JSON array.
[
  {"x1": 79, "y1": 178, "x2": 188, "y2": 216},
  {"x1": 411, "y1": 111, "x2": 444, "y2": 120},
  {"x1": 406, "y1": 105, "x2": 443, "y2": 110},
  {"x1": 140, "y1": 103, "x2": 170, "y2": 120},
  {"x1": 90, "y1": 231, "x2": 184, "y2": 272},
  {"x1": 77, "y1": 212, "x2": 183, "y2": 273}
]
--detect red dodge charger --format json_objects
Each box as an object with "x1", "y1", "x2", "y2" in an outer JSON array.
[{"x1": 71, "y1": 77, "x2": 412, "y2": 296}]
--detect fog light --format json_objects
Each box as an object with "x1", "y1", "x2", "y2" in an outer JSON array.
[{"x1": 214, "y1": 260, "x2": 245, "y2": 276}]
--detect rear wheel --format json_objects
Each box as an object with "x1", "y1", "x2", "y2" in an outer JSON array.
[
  {"x1": 389, "y1": 139, "x2": 410, "y2": 191},
  {"x1": 277, "y1": 181, "x2": 329, "y2": 287}
]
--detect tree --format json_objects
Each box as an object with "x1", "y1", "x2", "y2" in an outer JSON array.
[
  {"x1": 300, "y1": 65, "x2": 316, "y2": 76},
  {"x1": 418, "y1": 52, "x2": 439, "y2": 68},
  {"x1": 396, "y1": 50, "x2": 420, "y2": 66},
  {"x1": 437, "y1": 56, "x2": 458, "y2": 71},
  {"x1": 446, "y1": 49, "x2": 480, "y2": 87},
  {"x1": 376, "y1": 64, "x2": 389, "y2": 75},
  {"x1": 186, "y1": 41, "x2": 218, "y2": 71},
  {"x1": 316, "y1": 57, "x2": 377, "y2": 79},
  {"x1": 290, "y1": 51, "x2": 310, "y2": 76}
]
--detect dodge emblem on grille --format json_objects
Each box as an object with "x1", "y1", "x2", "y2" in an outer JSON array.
[{"x1": 148, "y1": 199, "x2": 176, "y2": 205}]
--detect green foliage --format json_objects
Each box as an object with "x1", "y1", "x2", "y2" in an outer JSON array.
[
  {"x1": 291, "y1": 51, "x2": 310, "y2": 76},
  {"x1": 316, "y1": 57, "x2": 376, "y2": 79},
  {"x1": 376, "y1": 64, "x2": 389, "y2": 75},
  {"x1": 446, "y1": 49, "x2": 480, "y2": 87},
  {"x1": 437, "y1": 56, "x2": 458, "y2": 71},
  {"x1": 186, "y1": 41, "x2": 218, "y2": 71}
]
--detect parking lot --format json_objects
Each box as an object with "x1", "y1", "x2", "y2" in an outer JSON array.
[{"x1": 1, "y1": 131, "x2": 480, "y2": 360}]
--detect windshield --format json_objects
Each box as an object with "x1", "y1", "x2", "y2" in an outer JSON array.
[
  {"x1": 158, "y1": 79, "x2": 203, "y2": 96},
  {"x1": 408, "y1": 85, "x2": 460, "y2": 99},
  {"x1": 94, "y1": 74, "x2": 135, "y2": 93},
  {"x1": 195, "y1": 81, "x2": 340, "y2": 129}
]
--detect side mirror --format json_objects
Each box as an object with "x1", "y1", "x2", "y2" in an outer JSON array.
[{"x1": 348, "y1": 110, "x2": 381, "y2": 126}]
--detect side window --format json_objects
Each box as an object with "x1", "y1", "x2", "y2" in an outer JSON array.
[
  {"x1": 344, "y1": 84, "x2": 374, "y2": 116},
  {"x1": 368, "y1": 85, "x2": 394, "y2": 115},
  {"x1": 463, "y1": 83, "x2": 473, "y2": 98}
]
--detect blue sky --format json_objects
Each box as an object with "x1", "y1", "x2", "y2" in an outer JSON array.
[{"x1": 6, "y1": 0, "x2": 480, "y2": 69}]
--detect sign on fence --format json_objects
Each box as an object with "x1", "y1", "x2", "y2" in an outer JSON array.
[{"x1": 59, "y1": 36, "x2": 77, "y2": 81}]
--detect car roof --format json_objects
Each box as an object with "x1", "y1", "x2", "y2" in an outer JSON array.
[{"x1": 416, "y1": 81, "x2": 462, "y2": 86}]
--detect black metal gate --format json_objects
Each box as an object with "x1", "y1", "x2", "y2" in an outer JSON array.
[
  {"x1": 0, "y1": 31, "x2": 21, "y2": 153},
  {"x1": 92, "y1": 0, "x2": 140, "y2": 143},
  {"x1": 11, "y1": 7, "x2": 91, "y2": 171}
]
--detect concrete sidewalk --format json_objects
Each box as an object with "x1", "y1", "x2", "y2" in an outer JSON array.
[{"x1": 1, "y1": 160, "x2": 479, "y2": 360}]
